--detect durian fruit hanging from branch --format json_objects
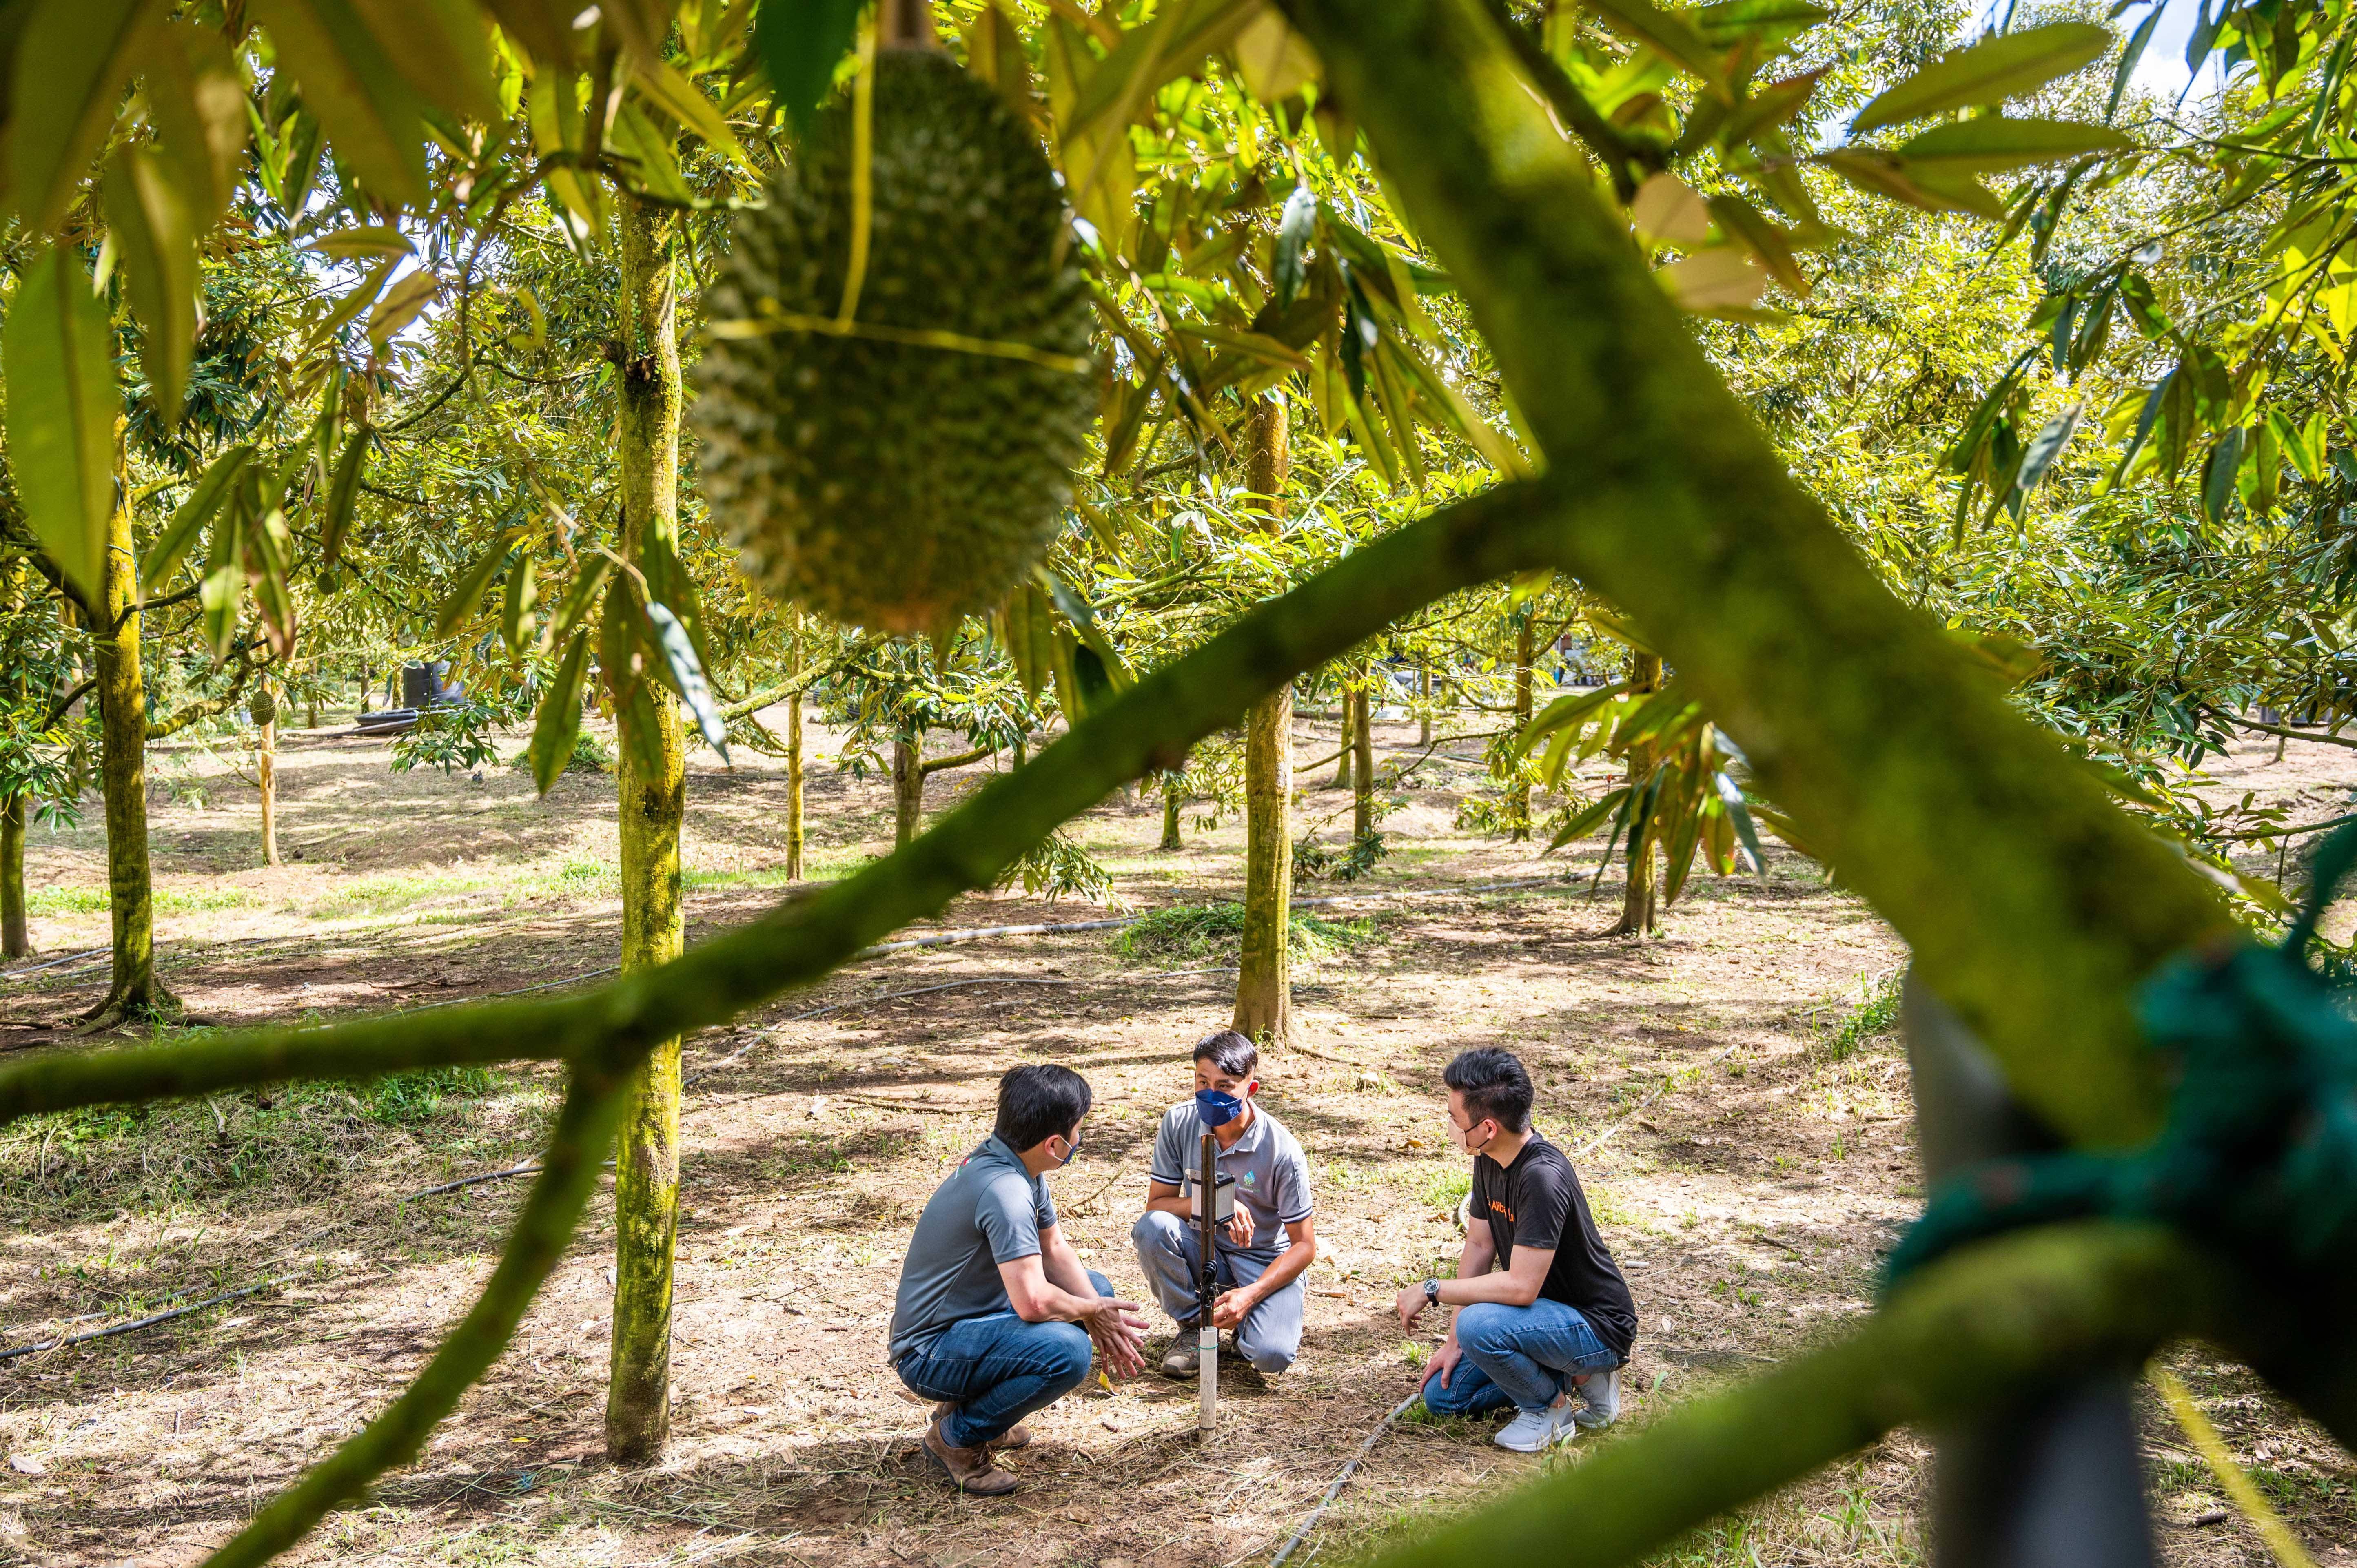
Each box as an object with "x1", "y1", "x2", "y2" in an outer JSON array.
[{"x1": 698, "y1": 5, "x2": 1095, "y2": 638}]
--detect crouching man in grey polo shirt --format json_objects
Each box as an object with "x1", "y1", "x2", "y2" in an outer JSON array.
[
  {"x1": 890, "y1": 1063, "x2": 1149, "y2": 1496},
  {"x1": 1132, "y1": 1030, "x2": 1318, "y2": 1376}
]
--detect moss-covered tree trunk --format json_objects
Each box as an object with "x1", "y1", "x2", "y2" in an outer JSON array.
[
  {"x1": 1352, "y1": 671, "x2": 1375, "y2": 841},
  {"x1": 1, "y1": 795, "x2": 27, "y2": 958},
  {"x1": 785, "y1": 617, "x2": 805, "y2": 881},
  {"x1": 893, "y1": 735, "x2": 924, "y2": 848},
  {"x1": 1331, "y1": 688, "x2": 1355, "y2": 788},
  {"x1": 1160, "y1": 779, "x2": 1183, "y2": 850},
  {"x1": 1233, "y1": 395, "x2": 1293, "y2": 1045},
  {"x1": 1419, "y1": 668, "x2": 1432, "y2": 746},
  {"x1": 1610, "y1": 651, "x2": 1662, "y2": 937},
  {"x1": 607, "y1": 194, "x2": 687, "y2": 1467},
  {"x1": 257, "y1": 713, "x2": 280, "y2": 867},
  {"x1": 1509, "y1": 613, "x2": 1534, "y2": 841},
  {"x1": 88, "y1": 430, "x2": 175, "y2": 1025}
]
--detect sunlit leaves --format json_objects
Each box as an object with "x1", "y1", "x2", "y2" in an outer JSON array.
[
  {"x1": 363, "y1": 0, "x2": 503, "y2": 123},
  {"x1": 9, "y1": 0, "x2": 155, "y2": 237},
  {"x1": 1896, "y1": 117, "x2": 2133, "y2": 172},
  {"x1": 142, "y1": 445, "x2": 251, "y2": 595},
  {"x1": 136, "y1": 20, "x2": 247, "y2": 231},
  {"x1": 247, "y1": 0, "x2": 430, "y2": 210},
  {"x1": 529, "y1": 629, "x2": 593, "y2": 794},
  {"x1": 3, "y1": 246, "x2": 117, "y2": 602},
  {"x1": 1851, "y1": 23, "x2": 2112, "y2": 134},
  {"x1": 756, "y1": 0, "x2": 860, "y2": 134},
  {"x1": 104, "y1": 147, "x2": 196, "y2": 425}
]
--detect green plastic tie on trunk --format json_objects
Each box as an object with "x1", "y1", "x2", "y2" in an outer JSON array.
[{"x1": 1885, "y1": 822, "x2": 2357, "y2": 1291}]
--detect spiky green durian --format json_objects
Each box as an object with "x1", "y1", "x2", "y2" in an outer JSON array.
[{"x1": 694, "y1": 49, "x2": 1094, "y2": 636}]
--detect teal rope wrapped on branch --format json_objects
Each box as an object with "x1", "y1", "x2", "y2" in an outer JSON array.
[{"x1": 1886, "y1": 822, "x2": 2357, "y2": 1289}]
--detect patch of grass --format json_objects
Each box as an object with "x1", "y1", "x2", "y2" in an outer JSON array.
[
  {"x1": 1420, "y1": 1166, "x2": 1472, "y2": 1216},
  {"x1": 354, "y1": 1065, "x2": 499, "y2": 1125},
  {"x1": 28, "y1": 885, "x2": 259, "y2": 917},
  {"x1": 308, "y1": 870, "x2": 487, "y2": 918},
  {"x1": 1817, "y1": 967, "x2": 1902, "y2": 1060},
  {"x1": 1113, "y1": 901, "x2": 1377, "y2": 966}
]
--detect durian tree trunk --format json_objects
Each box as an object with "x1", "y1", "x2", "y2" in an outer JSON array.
[
  {"x1": 1, "y1": 795, "x2": 27, "y2": 958},
  {"x1": 257, "y1": 715, "x2": 280, "y2": 868},
  {"x1": 785, "y1": 622, "x2": 805, "y2": 882},
  {"x1": 1160, "y1": 778, "x2": 1183, "y2": 850},
  {"x1": 1331, "y1": 688, "x2": 1355, "y2": 788},
  {"x1": 1233, "y1": 395, "x2": 1293, "y2": 1046},
  {"x1": 893, "y1": 736, "x2": 924, "y2": 849},
  {"x1": 607, "y1": 193, "x2": 688, "y2": 1468},
  {"x1": 88, "y1": 427, "x2": 176, "y2": 1025},
  {"x1": 1352, "y1": 672, "x2": 1376, "y2": 841},
  {"x1": 1419, "y1": 668, "x2": 1432, "y2": 746},
  {"x1": 1509, "y1": 612, "x2": 1534, "y2": 842},
  {"x1": 1610, "y1": 651, "x2": 1663, "y2": 938}
]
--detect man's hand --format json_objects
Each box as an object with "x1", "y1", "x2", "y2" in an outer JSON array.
[
  {"x1": 1395, "y1": 1281, "x2": 1430, "y2": 1331},
  {"x1": 1421, "y1": 1338, "x2": 1463, "y2": 1391},
  {"x1": 1225, "y1": 1209, "x2": 1253, "y2": 1247},
  {"x1": 1210, "y1": 1286, "x2": 1256, "y2": 1331},
  {"x1": 1081, "y1": 1294, "x2": 1149, "y2": 1378}
]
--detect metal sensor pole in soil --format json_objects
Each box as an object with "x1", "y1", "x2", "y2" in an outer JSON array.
[{"x1": 1198, "y1": 1129, "x2": 1221, "y2": 1433}]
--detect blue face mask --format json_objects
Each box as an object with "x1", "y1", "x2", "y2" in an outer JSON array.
[{"x1": 1196, "y1": 1088, "x2": 1247, "y2": 1127}]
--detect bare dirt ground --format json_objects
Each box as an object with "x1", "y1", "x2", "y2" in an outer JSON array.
[{"x1": 1, "y1": 711, "x2": 2354, "y2": 1568}]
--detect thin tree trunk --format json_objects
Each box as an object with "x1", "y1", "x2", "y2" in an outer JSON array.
[
  {"x1": 1510, "y1": 614, "x2": 1535, "y2": 841},
  {"x1": 1, "y1": 794, "x2": 27, "y2": 958},
  {"x1": 893, "y1": 735, "x2": 924, "y2": 848},
  {"x1": 608, "y1": 193, "x2": 687, "y2": 1467},
  {"x1": 1331, "y1": 688, "x2": 1355, "y2": 789},
  {"x1": 88, "y1": 424, "x2": 175, "y2": 1024},
  {"x1": 1610, "y1": 651, "x2": 1663, "y2": 937},
  {"x1": 1234, "y1": 395, "x2": 1293, "y2": 1046},
  {"x1": 1419, "y1": 668, "x2": 1432, "y2": 746},
  {"x1": 1160, "y1": 779, "x2": 1183, "y2": 850},
  {"x1": 1352, "y1": 673, "x2": 1375, "y2": 841},
  {"x1": 785, "y1": 622, "x2": 805, "y2": 881},
  {"x1": 257, "y1": 715, "x2": 280, "y2": 867}
]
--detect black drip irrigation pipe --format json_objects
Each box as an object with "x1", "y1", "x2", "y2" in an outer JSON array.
[{"x1": 1267, "y1": 1391, "x2": 1425, "y2": 1567}]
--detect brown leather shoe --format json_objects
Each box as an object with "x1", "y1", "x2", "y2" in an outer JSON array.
[
  {"x1": 934, "y1": 1400, "x2": 1031, "y2": 1450},
  {"x1": 922, "y1": 1416, "x2": 1019, "y2": 1496}
]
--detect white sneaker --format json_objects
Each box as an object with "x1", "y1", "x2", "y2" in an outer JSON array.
[
  {"x1": 1573, "y1": 1366, "x2": 1620, "y2": 1428},
  {"x1": 1493, "y1": 1394, "x2": 1581, "y2": 1452}
]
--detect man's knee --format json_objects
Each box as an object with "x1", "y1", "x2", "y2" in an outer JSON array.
[
  {"x1": 1419, "y1": 1372, "x2": 1482, "y2": 1416},
  {"x1": 1454, "y1": 1302, "x2": 1519, "y2": 1355},
  {"x1": 1132, "y1": 1210, "x2": 1184, "y2": 1255},
  {"x1": 1236, "y1": 1302, "x2": 1302, "y2": 1373},
  {"x1": 1037, "y1": 1322, "x2": 1094, "y2": 1393},
  {"x1": 1242, "y1": 1340, "x2": 1296, "y2": 1374}
]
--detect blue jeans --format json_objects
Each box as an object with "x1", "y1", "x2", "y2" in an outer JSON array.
[
  {"x1": 1420, "y1": 1299, "x2": 1620, "y2": 1417},
  {"x1": 894, "y1": 1269, "x2": 1113, "y2": 1448}
]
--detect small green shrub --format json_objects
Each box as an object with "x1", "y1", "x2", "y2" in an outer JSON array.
[
  {"x1": 1818, "y1": 968, "x2": 1904, "y2": 1059},
  {"x1": 1294, "y1": 831, "x2": 1391, "y2": 881},
  {"x1": 1113, "y1": 901, "x2": 1374, "y2": 964},
  {"x1": 513, "y1": 731, "x2": 612, "y2": 775},
  {"x1": 354, "y1": 1065, "x2": 498, "y2": 1125}
]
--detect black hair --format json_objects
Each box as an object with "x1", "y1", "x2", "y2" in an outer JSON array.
[
  {"x1": 1443, "y1": 1046, "x2": 1534, "y2": 1133},
  {"x1": 1192, "y1": 1028, "x2": 1259, "y2": 1080},
  {"x1": 995, "y1": 1062, "x2": 1093, "y2": 1151}
]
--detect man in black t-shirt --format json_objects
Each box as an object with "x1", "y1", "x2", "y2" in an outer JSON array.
[{"x1": 1395, "y1": 1047, "x2": 1638, "y2": 1451}]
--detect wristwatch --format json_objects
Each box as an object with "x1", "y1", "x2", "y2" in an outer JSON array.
[{"x1": 1423, "y1": 1278, "x2": 1441, "y2": 1307}]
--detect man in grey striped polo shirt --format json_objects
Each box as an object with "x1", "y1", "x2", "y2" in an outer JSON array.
[{"x1": 1131, "y1": 1029, "x2": 1319, "y2": 1375}]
